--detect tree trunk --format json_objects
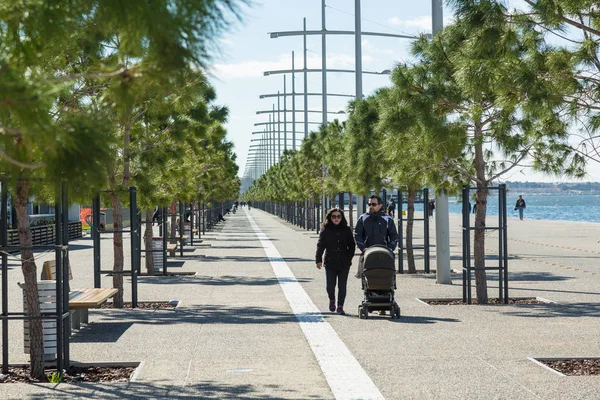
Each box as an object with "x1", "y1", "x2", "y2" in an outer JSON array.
[
  {"x1": 144, "y1": 209, "x2": 154, "y2": 275},
  {"x1": 15, "y1": 181, "x2": 45, "y2": 379},
  {"x1": 474, "y1": 121, "x2": 489, "y2": 304},
  {"x1": 474, "y1": 187, "x2": 489, "y2": 303},
  {"x1": 406, "y1": 190, "x2": 416, "y2": 273},
  {"x1": 348, "y1": 192, "x2": 354, "y2": 228},
  {"x1": 111, "y1": 194, "x2": 124, "y2": 308},
  {"x1": 170, "y1": 201, "x2": 177, "y2": 244}
]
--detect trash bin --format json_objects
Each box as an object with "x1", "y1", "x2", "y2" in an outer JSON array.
[
  {"x1": 183, "y1": 223, "x2": 191, "y2": 245},
  {"x1": 20, "y1": 281, "x2": 57, "y2": 361},
  {"x1": 152, "y1": 238, "x2": 164, "y2": 272}
]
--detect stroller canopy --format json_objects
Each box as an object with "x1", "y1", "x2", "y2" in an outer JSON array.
[{"x1": 363, "y1": 245, "x2": 395, "y2": 270}]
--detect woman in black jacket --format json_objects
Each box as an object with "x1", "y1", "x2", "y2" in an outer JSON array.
[{"x1": 316, "y1": 208, "x2": 356, "y2": 315}]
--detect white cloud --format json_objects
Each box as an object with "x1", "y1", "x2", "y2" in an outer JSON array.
[
  {"x1": 506, "y1": 0, "x2": 529, "y2": 10},
  {"x1": 362, "y1": 39, "x2": 397, "y2": 57},
  {"x1": 387, "y1": 15, "x2": 454, "y2": 32},
  {"x1": 388, "y1": 15, "x2": 431, "y2": 31},
  {"x1": 218, "y1": 38, "x2": 235, "y2": 47}
]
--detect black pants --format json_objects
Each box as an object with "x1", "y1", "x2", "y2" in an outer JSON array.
[{"x1": 326, "y1": 267, "x2": 350, "y2": 307}]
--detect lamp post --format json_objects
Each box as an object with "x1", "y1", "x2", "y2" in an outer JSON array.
[
  {"x1": 431, "y1": 0, "x2": 451, "y2": 285},
  {"x1": 268, "y1": 4, "x2": 416, "y2": 221},
  {"x1": 255, "y1": 109, "x2": 345, "y2": 155},
  {"x1": 321, "y1": 0, "x2": 327, "y2": 125},
  {"x1": 283, "y1": 75, "x2": 287, "y2": 151},
  {"x1": 292, "y1": 51, "x2": 296, "y2": 150}
]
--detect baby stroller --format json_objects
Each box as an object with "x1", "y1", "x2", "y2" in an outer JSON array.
[{"x1": 357, "y1": 245, "x2": 401, "y2": 319}]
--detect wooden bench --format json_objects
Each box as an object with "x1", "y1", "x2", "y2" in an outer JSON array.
[
  {"x1": 69, "y1": 287, "x2": 118, "y2": 329},
  {"x1": 167, "y1": 243, "x2": 177, "y2": 256},
  {"x1": 180, "y1": 234, "x2": 189, "y2": 245},
  {"x1": 41, "y1": 261, "x2": 118, "y2": 330}
]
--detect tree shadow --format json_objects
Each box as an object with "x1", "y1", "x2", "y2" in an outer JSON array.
[
  {"x1": 131, "y1": 275, "x2": 312, "y2": 287},
  {"x1": 201, "y1": 255, "x2": 312, "y2": 263},
  {"x1": 25, "y1": 379, "x2": 318, "y2": 399},
  {"x1": 490, "y1": 284, "x2": 600, "y2": 298},
  {"x1": 501, "y1": 271, "x2": 572, "y2": 282},
  {"x1": 96, "y1": 305, "x2": 300, "y2": 326},
  {"x1": 164, "y1": 261, "x2": 185, "y2": 268},
  {"x1": 70, "y1": 321, "x2": 133, "y2": 343},
  {"x1": 388, "y1": 315, "x2": 461, "y2": 324},
  {"x1": 67, "y1": 243, "x2": 94, "y2": 252},
  {"x1": 497, "y1": 302, "x2": 600, "y2": 318},
  {"x1": 208, "y1": 246, "x2": 263, "y2": 250}
]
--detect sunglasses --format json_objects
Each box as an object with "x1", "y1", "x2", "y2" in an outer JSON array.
[
  {"x1": 368, "y1": 203, "x2": 379, "y2": 207},
  {"x1": 331, "y1": 214, "x2": 342, "y2": 219}
]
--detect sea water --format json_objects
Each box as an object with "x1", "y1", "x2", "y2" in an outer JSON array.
[{"x1": 413, "y1": 193, "x2": 600, "y2": 223}]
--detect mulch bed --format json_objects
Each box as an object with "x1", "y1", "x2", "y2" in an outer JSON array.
[
  {"x1": 399, "y1": 270, "x2": 436, "y2": 275},
  {"x1": 426, "y1": 298, "x2": 546, "y2": 305},
  {"x1": 0, "y1": 365, "x2": 135, "y2": 383},
  {"x1": 541, "y1": 359, "x2": 600, "y2": 376},
  {"x1": 100, "y1": 301, "x2": 176, "y2": 309}
]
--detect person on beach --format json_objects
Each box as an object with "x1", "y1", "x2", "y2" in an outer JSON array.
[
  {"x1": 515, "y1": 195, "x2": 526, "y2": 220},
  {"x1": 316, "y1": 208, "x2": 355, "y2": 315}
]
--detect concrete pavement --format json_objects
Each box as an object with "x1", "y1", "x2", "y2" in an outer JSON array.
[{"x1": 1, "y1": 207, "x2": 600, "y2": 399}]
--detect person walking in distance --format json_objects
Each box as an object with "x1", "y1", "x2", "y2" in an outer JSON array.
[
  {"x1": 316, "y1": 208, "x2": 355, "y2": 315},
  {"x1": 355, "y1": 195, "x2": 399, "y2": 314},
  {"x1": 515, "y1": 195, "x2": 526, "y2": 220},
  {"x1": 151, "y1": 206, "x2": 161, "y2": 226},
  {"x1": 386, "y1": 199, "x2": 396, "y2": 218}
]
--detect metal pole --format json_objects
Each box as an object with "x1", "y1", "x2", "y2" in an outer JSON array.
[
  {"x1": 179, "y1": 201, "x2": 184, "y2": 258},
  {"x1": 398, "y1": 191, "x2": 404, "y2": 273},
  {"x1": 502, "y1": 184, "x2": 509, "y2": 302},
  {"x1": 61, "y1": 181, "x2": 70, "y2": 367},
  {"x1": 55, "y1": 184, "x2": 64, "y2": 372},
  {"x1": 130, "y1": 187, "x2": 138, "y2": 308},
  {"x1": 162, "y1": 206, "x2": 168, "y2": 275},
  {"x1": 1, "y1": 183, "x2": 8, "y2": 373},
  {"x1": 283, "y1": 75, "x2": 287, "y2": 151},
  {"x1": 423, "y1": 188, "x2": 430, "y2": 274},
  {"x1": 354, "y1": 1, "x2": 366, "y2": 222},
  {"x1": 355, "y1": 0, "x2": 363, "y2": 100},
  {"x1": 433, "y1": 0, "x2": 451, "y2": 284},
  {"x1": 277, "y1": 92, "x2": 281, "y2": 160},
  {"x1": 292, "y1": 51, "x2": 296, "y2": 150},
  {"x1": 321, "y1": 0, "x2": 328, "y2": 125},
  {"x1": 93, "y1": 194, "x2": 101, "y2": 288},
  {"x1": 268, "y1": 114, "x2": 272, "y2": 167},
  {"x1": 462, "y1": 186, "x2": 468, "y2": 303},
  {"x1": 433, "y1": 0, "x2": 443, "y2": 34},
  {"x1": 303, "y1": 18, "x2": 309, "y2": 138}
]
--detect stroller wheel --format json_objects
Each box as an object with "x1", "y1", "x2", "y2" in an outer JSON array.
[
  {"x1": 394, "y1": 305, "x2": 401, "y2": 318},
  {"x1": 389, "y1": 305, "x2": 395, "y2": 319},
  {"x1": 358, "y1": 305, "x2": 364, "y2": 319}
]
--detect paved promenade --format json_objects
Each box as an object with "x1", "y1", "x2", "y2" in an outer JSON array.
[{"x1": 1, "y1": 207, "x2": 600, "y2": 399}]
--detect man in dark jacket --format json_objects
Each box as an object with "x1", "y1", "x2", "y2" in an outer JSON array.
[
  {"x1": 355, "y1": 195, "x2": 399, "y2": 315},
  {"x1": 355, "y1": 195, "x2": 399, "y2": 253}
]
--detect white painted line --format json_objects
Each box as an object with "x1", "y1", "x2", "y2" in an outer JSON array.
[
  {"x1": 130, "y1": 361, "x2": 145, "y2": 382},
  {"x1": 414, "y1": 298, "x2": 431, "y2": 306},
  {"x1": 245, "y1": 209, "x2": 384, "y2": 400},
  {"x1": 527, "y1": 357, "x2": 565, "y2": 377},
  {"x1": 535, "y1": 297, "x2": 556, "y2": 304}
]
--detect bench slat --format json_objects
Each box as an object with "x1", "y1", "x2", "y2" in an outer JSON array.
[{"x1": 70, "y1": 288, "x2": 118, "y2": 308}]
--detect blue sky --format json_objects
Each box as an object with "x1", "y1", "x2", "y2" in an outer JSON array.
[{"x1": 210, "y1": 0, "x2": 600, "y2": 183}]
